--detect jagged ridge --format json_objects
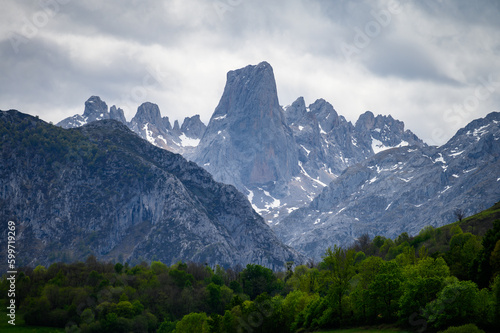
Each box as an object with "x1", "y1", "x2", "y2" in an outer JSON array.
[{"x1": 276, "y1": 112, "x2": 500, "y2": 260}]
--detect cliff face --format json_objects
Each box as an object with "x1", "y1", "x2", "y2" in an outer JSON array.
[
  {"x1": 0, "y1": 110, "x2": 305, "y2": 270},
  {"x1": 194, "y1": 62, "x2": 299, "y2": 191},
  {"x1": 192, "y1": 62, "x2": 425, "y2": 224}
]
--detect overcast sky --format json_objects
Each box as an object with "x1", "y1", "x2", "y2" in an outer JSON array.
[{"x1": 1, "y1": 0, "x2": 499, "y2": 145}]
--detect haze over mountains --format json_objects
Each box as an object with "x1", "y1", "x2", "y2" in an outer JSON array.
[{"x1": 3, "y1": 61, "x2": 498, "y2": 265}]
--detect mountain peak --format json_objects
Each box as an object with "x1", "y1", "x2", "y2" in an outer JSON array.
[
  {"x1": 57, "y1": 96, "x2": 115, "y2": 129},
  {"x1": 83, "y1": 96, "x2": 108, "y2": 120},
  {"x1": 222, "y1": 61, "x2": 279, "y2": 116},
  {"x1": 132, "y1": 102, "x2": 162, "y2": 126},
  {"x1": 285, "y1": 97, "x2": 307, "y2": 124},
  {"x1": 446, "y1": 111, "x2": 500, "y2": 148},
  {"x1": 354, "y1": 111, "x2": 424, "y2": 150},
  {"x1": 309, "y1": 99, "x2": 339, "y2": 132},
  {"x1": 195, "y1": 61, "x2": 298, "y2": 189},
  {"x1": 109, "y1": 105, "x2": 127, "y2": 124},
  {"x1": 181, "y1": 115, "x2": 206, "y2": 139},
  {"x1": 355, "y1": 111, "x2": 376, "y2": 131}
]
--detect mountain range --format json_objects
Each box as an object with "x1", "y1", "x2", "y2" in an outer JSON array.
[
  {"x1": 275, "y1": 111, "x2": 500, "y2": 260},
  {"x1": 4, "y1": 61, "x2": 499, "y2": 265},
  {"x1": 58, "y1": 62, "x2": 425, "y2": 225},
  {"x1": 0, "y1": 110, "x2": 304, "y2": 270},
  {"x1": 58, "y1": 96, "x2": 206, "y2": 155}
]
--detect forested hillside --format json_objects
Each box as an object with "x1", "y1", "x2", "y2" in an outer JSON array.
[
  {"x1": 2, "y1": 203, "x2": 499, "y2": 332},
  {"x1": 0, "y1": 110, "x2": 303, "y2": 270}
]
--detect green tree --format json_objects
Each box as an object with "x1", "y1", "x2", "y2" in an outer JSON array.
[
  {"x1": 241, "y1": 264, "x2": 276, "y2": 299},
  {"x1": 282, "y1": 290, "x2": 319, "y2": 331},
  {"x1": 175, "y1": 312, "x2": 210, "y2": 333},
  {"x1": 115, "y1": 301, "x2": 135, "y2": 318},
  {"x1": 157, "y1": 320, "x2": 177, "y2": 333},
  {"x1": 169, "y1": 268, "x2": 194, "y2": 288},
  {"x1": 351, "y1": 256, "x2": 384, "y2": 323},
  {"x1": 220, "y1": 285, "x2": 235, "y2": 311},
  {"x1": 291, "y1": 296, "x2": 330, "y2": 331},
  {"x1": 368, "y1": 260, "x2": 404, "y2": 320},
  {"x1": 23, "y1": 297, "x2": 50, "y2": 326},
  {"x1": 286, "y1": 265, "x2": 319, "y2": 293},
  {"x1": 207, "y1": 282, "x2": 222, "y2": 313},
  {"x1": 321, "y1": 245, "x2": 356, "y2": 324},
  {"x1": 490, "y1": 239, "x2": 500, "y2": 277},
  {"x1": 446, "y1": 232, "x2": 482, "y2": 280},
  {"x1": 474, "y1": 219, "x2": 500, "y2": 288},
  {"x1": 492, "y1": 275, "x2": 500, "y2": 327},
  {"x1": 151, "y1": 261, "x2": 168, "y2": 275},
  {"x1": 395, "y1": 232, "x2": 410, "y2": 245},
  {"x1": 220, "y1": 309, "x2": 238, "y2": 333},
  {"x1": 399, "y1": 257, "x2": 450, "y2": 322},
  {"x1": 103, "y1": 312, "x2": 119, "y2": 332},
  {"x1": 424, "y1": 279, "x2": 479, "y2": 330},
  {"x1": 114, "y1": 262, "x2": 124, "y2": 274},
  {"x1": 132, "y1": 299, "x2": 145, "y2": 316},
  {"x1": 80, "y1": 308, "x2": 95, "y2": 325}
]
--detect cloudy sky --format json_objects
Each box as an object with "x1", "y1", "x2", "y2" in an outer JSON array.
[{"x1": 1, "y1": 0, "x2": 499, "y2": 145}]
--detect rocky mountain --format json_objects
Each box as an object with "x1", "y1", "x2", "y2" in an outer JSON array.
[
  {"x1": 275, "y1": 112, "x2": 500, "y2": 260},
  {"x1": 55, "y1": 64, "x2": 423, "y2": 225},
  {"x1": 0, "y1": 110, "x2": 305, "y2": 270},
  {"x1": 57, "y1": 96, "x2": 127, "y2": 128},
  {"x1": 192, "y1": 62, "x2": 424, "y2": 223},
  {"x1": 285, "y1": 98, "x2": 424, "y2": 193},
  {"x1": 57, "y1": 96, "x2": 206, "y2": 155},
  {"x1": 193, "y1": 62, "x2": 300, "y2": 221}
]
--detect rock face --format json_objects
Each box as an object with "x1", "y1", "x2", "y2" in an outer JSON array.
[
  {"x1": 354, "y1": 111, "x2": 424, "y2": 154},
  {"x1": 57, "y1": 97, "x2": 206, "y2": 155},
  {"x1": 56, "y1": 66, "x2": 423, "y2": 225},
  {"x1": 0, "y1": 110, "x2": 305, "y2": 270},
  {"x1": 194, "y1": 62, "x2": 299, "y2": 191},
  {"x1": 181, "y1": 115, "x2": 206, "y2": 139},
  {"x1": 128, "y1": 102, "x2": 174, "y2": 150},
  {"x1": 191, "y1": 62, "x2": 424, "y2": 223},
  {"x1": 109, "y1": 105, "x2": 127, "y2": 124},
  {"x1": 287, "y1": 100, "x2": 425, "y2": 180},
  {"x1": 275, "y1": 112, "x2": 500, "y2": 260}
]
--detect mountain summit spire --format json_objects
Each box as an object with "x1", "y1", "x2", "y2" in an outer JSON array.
[{"x1": 195, "y1": 62, "x2": 299, "y2": 190}]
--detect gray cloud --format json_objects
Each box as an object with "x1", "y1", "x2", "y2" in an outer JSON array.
[
  {"x1": 362, "y1": 39, "x2": 461, "y2": 84},
  {"x1": 0, "y1": 0, "x2": 498, "y2": 145}
]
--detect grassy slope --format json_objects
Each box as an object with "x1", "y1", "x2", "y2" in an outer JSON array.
[
  {"x1": 451, "y1": 201, "x2": 500, "y2": 236},
  {"x1": 411, "y1": 201, "x2": 500, "y2": 255}
]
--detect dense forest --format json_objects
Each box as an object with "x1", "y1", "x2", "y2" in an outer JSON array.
[{"x1": 2, "y1": 203, "x2": 500, "y2": 333}]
